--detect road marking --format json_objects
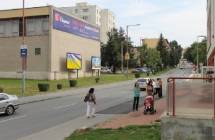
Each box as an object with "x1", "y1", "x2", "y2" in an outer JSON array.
[
  {"x1": 0, "y1": 115, "x2": 27, "y2": 124},
  {"x1": 53, "y1": 103, "x2": 76, "y2": 110}
]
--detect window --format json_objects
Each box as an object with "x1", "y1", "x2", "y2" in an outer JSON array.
[
  {"x1": 75, "y1": 9, "x2": 78, "y2": 13},
  {"x1": 82, "y1": 8, "x2": 88, "y2": 12},
  {"x1": 82, "y1": 16, "x2": 88, "y2": 20},
  {"x1": 42, "y1": 18, "x2": 49, "y2": 33},
  {"x1": 35, "y1": 48, "x2": 41, "y2": 55},
  {"x1": 0, "y1": 94, "x2": 8, "y2": 101}
]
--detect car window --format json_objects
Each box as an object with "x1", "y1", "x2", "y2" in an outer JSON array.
[
  {"x1": 0, "y1": 94, "x2": 9, "y2": 101},
  {"x1": 138, "y1": 79, "x2": 146, "y2": 82}
]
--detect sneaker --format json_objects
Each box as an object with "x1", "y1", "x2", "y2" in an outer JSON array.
[{"x1": 87, "y1": 116, "x2": 90, "y2": 119}]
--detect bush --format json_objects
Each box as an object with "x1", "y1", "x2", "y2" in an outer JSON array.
[
  {"x1": 69, "y1": 80, "x2": 77, "y2": 87},
  {"x1": 134, "y1": 73, "x2": 140, "y2": 78},
  {"x1": 38, "y1": 83, "x2": 50, "y2": 92},
  {"x1": 95, "y1": 77, "x2": 100, "y2": 83},
  {"x1": 57, "y1": 84, "x2": 62, "y2": 89},
  {"x1": 0, "y1": 87, "x2": 3, "y2": 93}
]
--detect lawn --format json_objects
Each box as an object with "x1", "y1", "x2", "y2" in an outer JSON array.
[
  {"x1": 0, "y1": 68, "x2": 172, "y2": 97},
  {"x1": 66, "y1": 125, "x2": 160, "y2": 140},
  {"x1": 0, "y1": 73, "x2": 135, "y2": 96}
]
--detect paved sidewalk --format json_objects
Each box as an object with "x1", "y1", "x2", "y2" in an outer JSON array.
[{"x1": 97, "y1": 97, "x2": 166, "y2": 129}]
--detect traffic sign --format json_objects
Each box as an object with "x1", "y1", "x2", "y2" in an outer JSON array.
[{"x1": 20, "y1": 45, "x2": 28, "y2": 57}]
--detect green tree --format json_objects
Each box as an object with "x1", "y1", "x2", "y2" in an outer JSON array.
[
  {"x1": 144, "y1": 48, "x2": 161, "y2": 72},
  {"x1": 169, "y1": 40, "x2": 183, "y2": 67}
]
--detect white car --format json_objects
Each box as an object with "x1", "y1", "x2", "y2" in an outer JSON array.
[
  {"x1": 0, "y1": 93, "x2": 19, "y2": 115},
  {"x1": 136, "y1": 78, "x2": 150, "y2": 91}
]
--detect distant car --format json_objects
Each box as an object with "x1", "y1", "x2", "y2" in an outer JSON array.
[
  {"x1": 101, "y1": 67, "x2": 112, "y2": 73},
  {"x1": 136, "y1": 78, "x2": 150, "y2": 91},
  {"x1": 0, "y1": 93, "x2": 19, "y2": 115},
  {"x1": 132, "y1": 67, "x2": 151, "y2": 73}
]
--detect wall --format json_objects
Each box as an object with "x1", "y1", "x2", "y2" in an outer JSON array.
[
  {"x1": 161, "y1": 116, "x2": 215, "y2": 140},
  {"x1": 50, "y1": 29, "x2": 100, "y2": 80},
  {"x1": 0, "y1": 36, "x2": 49, "y2": 79}
]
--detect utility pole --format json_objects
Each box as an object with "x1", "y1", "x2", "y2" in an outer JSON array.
[{"x1": 121, "y1": 41, "x2": 124, "y2": 73}]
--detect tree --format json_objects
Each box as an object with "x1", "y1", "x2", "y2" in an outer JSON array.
[
  {"x1": 169, "y1": 40, "x2": 183, "y2": 67},
  {"x1": 144, "y1": 48, "x2": 161, "y2": 72},
  {"x1": 183, "y1": 39, "x2": 207, "y2": 65},
  {"x1": 156, "y1": 33, "x2": 169, "y2": 67}
]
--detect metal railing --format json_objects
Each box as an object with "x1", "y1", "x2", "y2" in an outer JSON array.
[{"x1": 167, "y1": 77, "x2": 215, "y2": 119}]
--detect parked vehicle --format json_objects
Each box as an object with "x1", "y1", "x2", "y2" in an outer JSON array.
[
  {"x1": 0, "y1": 93, "x2": 19, "y2": 115},
  {"x1": 101, "y1": 67, "x2": 112, "y2": 73},
  {"x1": 132, "y1": 67, "x2": 151, "y2": 73},
  {"x1": 135, "y1": 78, "x2": 150, "y2": 91}
]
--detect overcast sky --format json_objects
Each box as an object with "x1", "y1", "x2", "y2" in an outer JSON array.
[{"x1": 0, "y1": 0, "x2": 207, "y2": 48}]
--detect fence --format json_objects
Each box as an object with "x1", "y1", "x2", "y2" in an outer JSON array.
[{"x1": 167, "y1": 77, "x2": 215, "y2": 119}]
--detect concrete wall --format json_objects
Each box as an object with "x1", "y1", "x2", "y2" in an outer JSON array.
[
  {"x1": 0, "y1": 36, "x2": 49, "y2": 79},
  {"x1": 161, "y1": 116, "x2": 215, "y2": 140},
  {"x1": 50, "y1": 29, "x2": 100, "y2": 80}
]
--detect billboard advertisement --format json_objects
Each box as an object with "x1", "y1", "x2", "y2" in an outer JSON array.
[
  {"x1": 53, "y1": 10, "x2": 100, "y2": 41},
  {"x1": 91, "y1": 56, "x2": 101, "y2": 70},
  {"x1": 67, "y1": 53, "x2": 82, "y2": 70}
]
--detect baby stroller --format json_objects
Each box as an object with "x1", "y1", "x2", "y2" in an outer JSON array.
[{"x1": 143, "y1": 95, "x2": 156, "y2": 115}]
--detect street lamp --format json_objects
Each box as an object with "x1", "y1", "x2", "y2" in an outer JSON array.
[
  {"x1": 196, "y1": 35, "x2": 207, "y2": 73},
  {"x1": 126, "y1": 24, "x2": 141, "y2": 78}
]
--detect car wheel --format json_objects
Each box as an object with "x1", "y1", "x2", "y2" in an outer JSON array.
[{"x1": 6, "y1": 105, "x2": 15, "y2": 115}]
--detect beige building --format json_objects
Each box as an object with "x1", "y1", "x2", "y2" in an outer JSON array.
[
  {"x1": 0, "y1": 6, "x2": 100, "y2": 80},
  {"x1": 61, "y1": 2, "x2": 116, "y2": 44},
  {"x1": 142, "y1": 38, "x2": 170, "y2": 49},
  {"x1": 207, "y1": 0, "x2": 215, "y2": 66}
]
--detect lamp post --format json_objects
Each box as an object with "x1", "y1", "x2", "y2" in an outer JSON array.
[
  {"x1": 196, "y1": 35, "x2": 207, "y2": 73},
  {"x1": 126, "y1": 24, "x2": 140, "y2": 78}
]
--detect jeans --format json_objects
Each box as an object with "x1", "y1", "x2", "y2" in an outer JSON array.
[{"x1": 133, "y1": 97, "x2": 139, "y2": 111}]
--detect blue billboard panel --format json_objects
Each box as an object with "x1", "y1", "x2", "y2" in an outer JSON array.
[
  {"x1": 91, "y1": 56, "x2": 101, "y2": 70},
  {"x1": 53, "y1": 10, "x2": 100, "y2": 41}
]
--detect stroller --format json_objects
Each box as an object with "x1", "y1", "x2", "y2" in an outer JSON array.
[{"x1": 143, "y1": 95, "x2": 156, "y2": 115}]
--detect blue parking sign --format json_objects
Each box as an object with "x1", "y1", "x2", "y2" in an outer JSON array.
[{"x1": 20, "y1": 47, "x2": 28, "y2": 57}]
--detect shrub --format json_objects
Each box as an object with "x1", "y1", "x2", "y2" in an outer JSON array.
[
  {"x1": 69, "y1": 80, "x2": 77, "y2": 87},
  {"x1": 38, "y1": 83, "x2": 50, "y2": 92},
  {"x1": 134, "y1": 73, "x2": 140, "y2": 78},
  {"x1": 57, "y1": 84, "x2": 62, "y2": 90},
  {"x1": 95, "y1": 77, "x2": 100, "y2": 83}
]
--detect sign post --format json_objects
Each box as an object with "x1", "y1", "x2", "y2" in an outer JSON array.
[{"x1": 20, "y1": 45, "x2": 27, "y2": 96}]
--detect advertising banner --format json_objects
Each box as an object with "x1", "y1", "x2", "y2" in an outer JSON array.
[
  {"x1": 67, "y1": 53, "x2": 82, "y2": 70},
  {"x1": 91, "y1": 56, "x2": 101, "y2": 70},
  {"x1": 53, "y1": 10, "x2": 100, "y2": 41}
]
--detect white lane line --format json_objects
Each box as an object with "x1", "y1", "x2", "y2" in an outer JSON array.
[
  {"x1": 0, "y1": 115, "x2": 27, "y2": 124},
  {"x1": 53, "y1": 103, "x2": 76, "y2": 110}
]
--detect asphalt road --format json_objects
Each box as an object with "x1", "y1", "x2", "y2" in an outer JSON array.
[{"x1": 0, "y1": 68, "x2": 192, "y2": 140}]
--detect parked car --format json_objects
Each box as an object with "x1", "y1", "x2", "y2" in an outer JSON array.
[
  {"x1": 0, "y1": 93, "x2": 19, "y2": 115},
  {"x1": 136, "y1": 78, "x2": 150, "y2": 91},
  {"x1": 101, "y1": 67, "x2": 112, "y2": 73},
  {"x1": 132, "y1": 67, "x2": 151, "y2": 73}
]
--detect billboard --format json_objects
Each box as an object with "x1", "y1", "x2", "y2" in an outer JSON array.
[
  {"x1": 67, "y1": 53, "x2": 82, "y2": 70},
  {"x1": 91, "y1": 56, "x2": 101, "y2": 70},
  {"x1": 53, "y1": 10, "x2": 100, "y2": 41}
]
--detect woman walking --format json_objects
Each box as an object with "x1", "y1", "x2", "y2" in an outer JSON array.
[
  {"x1": 85, "y1": 88, "x2": 96, "y2": 118},
  {"x1": 133, "y1": 83, "x2": 140, "y2": 111}
]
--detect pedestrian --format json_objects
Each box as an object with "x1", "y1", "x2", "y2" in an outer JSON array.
[
  {"x1": 133, "y1": 82, "x2": 140, "y2": 111},
  {"x1": 158, "y1": 78, "x2": 162, "y2": 98},
  {"x1": 152, "y1": 79, "x2": 158, "y2": 95},
  {"x1": 147, "y1": 80, "x2": 153, "y2": 96},
  {"x1": 85, "y1": 88, "x2": 96, "y2": 118}
]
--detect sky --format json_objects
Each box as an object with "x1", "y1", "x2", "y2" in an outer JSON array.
[{"x1": 0, "y1": 0, "x2": 207, "y2": 48}]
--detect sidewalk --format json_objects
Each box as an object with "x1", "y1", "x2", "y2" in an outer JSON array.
[{"x1": 97, "y1": 97, "x2": 166, "y2": 129}]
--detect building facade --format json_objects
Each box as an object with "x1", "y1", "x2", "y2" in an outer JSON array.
[
  {"x1": 0, "y1": 6, "x2": 100, "y2": 80},
  {"x1": 142, "y1": 38, "x2": 170, "y2": 49},
  {"x1": 207, "y1": 0, "x2": 215, "y2": 66},
  {"x1": 61, "y1": 2, "x2": 115, "y2": 44}
]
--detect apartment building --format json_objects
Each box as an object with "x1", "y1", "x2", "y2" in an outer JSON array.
[
  {"x1": 142, "y1": 38, "x2": 170, "y2": 49},
  {"x1": 207, "y1": 0, "x2": 215, "y2": 66},
  {"x1": 61, "y1": 2, "x2": 116, "y2": 44}
]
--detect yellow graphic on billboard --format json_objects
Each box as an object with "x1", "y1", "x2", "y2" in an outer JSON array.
[{"x1": 67, "y1": 53, "x2": 82, "y2": 70}]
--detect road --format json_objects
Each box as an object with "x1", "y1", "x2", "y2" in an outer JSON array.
[{"x1": 0, "y1": 68, "x2": 192, "y2": 140}]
